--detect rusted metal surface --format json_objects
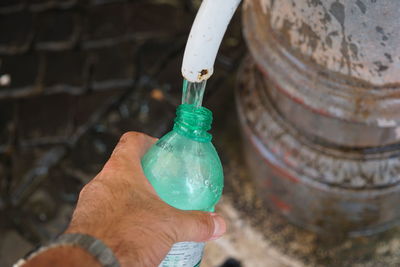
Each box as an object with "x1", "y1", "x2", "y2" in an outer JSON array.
[
  {"x1": 243, "y1": 0, "x2": 400, "y2": 147},
  {"x1": 236, "y1": 58, "x2": 400, "y2": 236},
  {"x1": 239, "y1": 0, "x2": 400, "y2": 234}
]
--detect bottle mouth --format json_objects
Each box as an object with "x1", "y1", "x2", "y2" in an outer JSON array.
[{"x1": 173, "y1": 104, "x2": 213, "y2": 142}]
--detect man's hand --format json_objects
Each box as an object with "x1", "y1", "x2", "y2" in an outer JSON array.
[{"x1": 66, "y1": 132, "x2": 226, "y2": 267}]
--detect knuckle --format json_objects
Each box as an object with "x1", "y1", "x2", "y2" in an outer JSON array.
[
  {"x1": 102, "y1": 157, "x2": 122, "y2": 173},
  {"x1": 117, "y1": 132, "x2": 150, "y2": 153},
  {"x1": 78, "y1": 186, "x2": 87, "y2": 200},
  {"x1": 117, "y1": 132, "x2": 137, "y2": 149},
  {"x1": 80, "y1": 179, "x2": 101, "y2": 193},
  {"x1": 118, "y1": 132, "x2": 156, "y2": 153},
  {"x1": 77, "y1": 183, "x2": 91, "y2": 201},
  {"x1": 120, "y1": 131, "x2": 145, "y2": 144},
  {"x1": 78, "y1": 179, "x2": 108, "y2": 202},
  {"x1": 78, "y1": 180, "x2": 96, "y2": 197},
  {"x1": 120, "y1": 131, "x2": 135, "y2": 142}
]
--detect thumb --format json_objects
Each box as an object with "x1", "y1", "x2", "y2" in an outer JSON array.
[{"x1": 173, "y1": 211, "x2": 226, "y2": 242}]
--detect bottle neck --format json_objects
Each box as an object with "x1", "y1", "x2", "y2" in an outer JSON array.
[{"x1": 173, "y1": 104, "x2": 213, "y2": 142}]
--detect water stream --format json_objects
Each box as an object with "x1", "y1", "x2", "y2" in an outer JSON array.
[{"x1": 181, "y1": 79, "x2": 207, "y2": 107}]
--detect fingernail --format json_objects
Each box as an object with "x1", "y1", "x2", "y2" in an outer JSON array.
[{"x1": 210, "y1": 213, "x2": 226, "y2": 240}]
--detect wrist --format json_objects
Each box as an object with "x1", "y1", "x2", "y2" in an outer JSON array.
[
  {"x1": 65, "y1": 226, "x2": 123, "y2": 261},
  {"x1": 17, "y1": 246, "x2": 101, "y2": 267},
  {"x1": 17, "y1": 233, "x2": 120, "y2": 267}
]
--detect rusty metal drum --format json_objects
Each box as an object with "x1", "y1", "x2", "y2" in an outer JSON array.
[{"x1": 237, "y1": 0, "x2": 400, "y2": 235}]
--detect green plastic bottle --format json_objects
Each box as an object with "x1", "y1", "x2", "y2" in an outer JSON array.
[{"x1": 141, "y1": 104, "x2": 223, "y2": 267}]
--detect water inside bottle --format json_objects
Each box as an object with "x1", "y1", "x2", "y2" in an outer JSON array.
[{"x1": 181, "y1": 79, "x2": 207, "y2": 107}]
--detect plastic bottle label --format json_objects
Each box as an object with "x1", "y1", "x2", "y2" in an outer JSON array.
[{"x1": 158, "y1": 241, "x2": 204, "y2": 267}]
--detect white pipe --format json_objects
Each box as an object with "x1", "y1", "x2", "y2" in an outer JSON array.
[{"x1": 182, "y1": 0, "x2": 242, "y2": 83}]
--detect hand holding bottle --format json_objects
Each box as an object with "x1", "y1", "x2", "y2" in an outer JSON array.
[{"x1": 65, "y1": 132, "x2": 226, "y2": 267}]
